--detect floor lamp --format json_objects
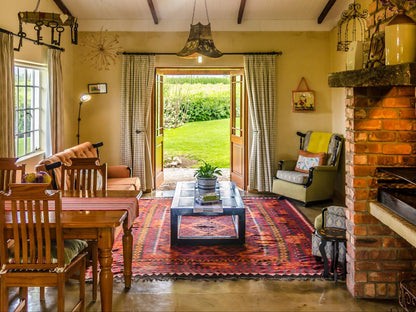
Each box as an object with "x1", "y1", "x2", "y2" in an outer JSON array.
[{"x1": 77, "y1": 94, "x2": 92, "y2": 144}]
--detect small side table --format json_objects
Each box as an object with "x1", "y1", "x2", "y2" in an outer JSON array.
[{"x1": 315, "y1": 227, "x2": 347, "y2": 282}]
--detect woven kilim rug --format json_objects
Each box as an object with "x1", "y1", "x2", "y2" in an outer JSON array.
[{"x1": 104, "y1": 197, "x2": 324, "y2": 280}]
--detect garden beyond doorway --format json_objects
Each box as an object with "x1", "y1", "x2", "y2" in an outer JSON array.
[{"x1": 159, "y1": 75, "x2": 231, "y2": 190}]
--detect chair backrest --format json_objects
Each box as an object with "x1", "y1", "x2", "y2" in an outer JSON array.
[
  {"x1": 60, "y1": 157, "x2": 107, "y2": 191},
  {"x1": 0, "y1": 183, "x2": 65, "y2": 270},
  {"x1": 300, "y1": 131, "x2": 344, "y2": 167},
  {"x1": 0, "y1": 158, "x2": 25, "y2": 192}
]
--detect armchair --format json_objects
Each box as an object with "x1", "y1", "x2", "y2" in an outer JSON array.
[{"x1": 272, "y1": 131, "x2": 343, "y2": 205}]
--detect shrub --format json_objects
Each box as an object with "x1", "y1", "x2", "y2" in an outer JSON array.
[{"x1": 163, "y1": 80, "x2": 230, "y2": 128}]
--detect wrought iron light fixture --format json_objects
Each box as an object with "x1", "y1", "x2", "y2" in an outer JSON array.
[
  {"x1": 337, "y1": 0, "x2": 368, "y2": 51},
  {"x1": 176, "y1": 0, "x2": 222, "y2": 58},
  {"x1": 16, "y1": 1, "x2": 78, "y2": 51}
]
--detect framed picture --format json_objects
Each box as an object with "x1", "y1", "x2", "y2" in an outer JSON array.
[
  {"x1": 88, "y1": 83, "x2": 107, "y2": 94},
  {"x1": 292, "y1": 91, "x2": 315, "y2": 112}
]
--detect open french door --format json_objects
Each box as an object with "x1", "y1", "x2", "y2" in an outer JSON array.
[
  {"x1": 230, "y1": 72, "x2": 248, "y2": 190},
  {"x1": 154, "y1": 73, "x2": 164, "y2": 188}
]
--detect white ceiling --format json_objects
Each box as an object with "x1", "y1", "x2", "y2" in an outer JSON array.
[{"x1": 61, "y1": 0, "x2": 351, "y2": 32}]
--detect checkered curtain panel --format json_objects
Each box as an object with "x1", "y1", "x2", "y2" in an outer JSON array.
[
  {"x1": 0, "y1": 33, "x2": 15, "y2": 157},
  {"x1": 244, "y1": 54, "x2": 276, "y2": 192},
  {"x1": 120, "y1": 55, "x2": 155, "y2": 191},
  {"x1": 47, "y1": 49, "x2": 64, "y2": 155}
]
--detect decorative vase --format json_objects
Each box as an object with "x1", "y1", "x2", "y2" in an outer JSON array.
[
  {"x1": 385, "y1": 9, "x2": 416, "y2": 65},
  {"x1": 197, "y1": 176, "x2": 217, "y2": 190}
]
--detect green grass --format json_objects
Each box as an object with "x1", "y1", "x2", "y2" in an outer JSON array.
[{"x1": 164, "y1": 119, "x2": 230, "y2": 168}]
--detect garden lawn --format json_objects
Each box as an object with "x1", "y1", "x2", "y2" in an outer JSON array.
[{"x1": 164, "y1": 119, "x2": 230, "y2": 168}]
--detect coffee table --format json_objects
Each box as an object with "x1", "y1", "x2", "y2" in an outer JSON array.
[{"x1": 171, "y1": 181, "x2": 245, "y2": 245}]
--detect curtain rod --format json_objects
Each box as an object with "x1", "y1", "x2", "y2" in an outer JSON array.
[
  {"x1": 0, "y1": 27, "x2": 65, "y2": 52},
  {"x1": 122, "y1": 51, "x2": 282, "y2": 56}
]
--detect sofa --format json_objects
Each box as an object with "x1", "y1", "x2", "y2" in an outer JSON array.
[{"x1": 35, "y1": 142, "x2": 140, "y2": 191}]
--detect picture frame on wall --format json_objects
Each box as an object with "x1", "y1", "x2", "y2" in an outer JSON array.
[
  {"x1": 292, "y1": 91, "x2": 315, "y2": 112},
  {"x1": 292, "y1": 77, "x2": 315, "y2": 112},
  {"x1": 88, "y1": 83, "x2": 107, "y2": 94}
]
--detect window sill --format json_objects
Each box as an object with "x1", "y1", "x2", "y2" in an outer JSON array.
[{"x1": 17, "y1": 150, "x2": 45, "y2": 163}]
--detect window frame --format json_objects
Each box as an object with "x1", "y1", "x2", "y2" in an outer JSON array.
[{"x1": 14, "y1": 61, "x2": 48, "y2": 158}]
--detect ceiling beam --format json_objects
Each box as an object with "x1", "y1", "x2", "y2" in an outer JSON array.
[
  {"x1": 52, "y1": 0, "x2": 72, "y2": 16},
  {"x1": 147, "y1": 0, "x2": 159, "y2": 24},
  {"x1": 237, "y1": 0, "x2": 246, "y2": 24},
  {"x1": 317, "y1": 0, "x2": 336, "y2": 24}
]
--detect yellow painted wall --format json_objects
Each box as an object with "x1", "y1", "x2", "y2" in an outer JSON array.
[
  {"x1": 3, "y1": 0, "x2": 373, "y2": 196},
  {"x1": 74, "y1": 31, "x2": 332, "y2": 168}
]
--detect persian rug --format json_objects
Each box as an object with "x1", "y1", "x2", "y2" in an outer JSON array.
[{"x1": 101, "y1": 197, "x2": 324, "y2": 280}]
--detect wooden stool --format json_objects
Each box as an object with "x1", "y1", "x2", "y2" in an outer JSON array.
[{"x1": 315, "y1": 227, "x2": 347, "y2": 282}]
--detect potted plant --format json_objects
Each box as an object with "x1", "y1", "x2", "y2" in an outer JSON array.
[{"x1": 194, "y1": 160, "x2": 222, "y2": 190}]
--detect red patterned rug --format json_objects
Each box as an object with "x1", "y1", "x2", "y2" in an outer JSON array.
[{"x1": 106, "y1": 197, "x2": 324, "y2": 280}]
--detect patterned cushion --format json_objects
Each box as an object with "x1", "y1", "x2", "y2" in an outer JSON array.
[
  {"x1": 8, "y1": 239, "x2": 88, "y2": 266},
  {"x1": 295, "y1": 150, "x2": 325, "y2": 173},
  {"x1": 276, "y1": 170, "x2": 309, "y2": 185}
]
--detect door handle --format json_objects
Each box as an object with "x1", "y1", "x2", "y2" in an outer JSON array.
[{"x1": 135, "y1": 130, "x2": 143, "y2": 134}]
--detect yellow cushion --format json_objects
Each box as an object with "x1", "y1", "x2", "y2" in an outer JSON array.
[{"x1": 307, "y1": 132, "x2": 332, "y2": 153}]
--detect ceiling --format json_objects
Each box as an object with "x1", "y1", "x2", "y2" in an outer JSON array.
[{"x1": 56, "y1": 0, "x2": 351, "y2": 32}]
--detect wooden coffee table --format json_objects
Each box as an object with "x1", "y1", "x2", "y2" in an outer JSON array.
[{"x1": 171, "y1": 181, "x2": 245, "y2": 246}]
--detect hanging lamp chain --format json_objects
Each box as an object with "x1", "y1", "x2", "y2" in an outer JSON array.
[{"x1": 191, "y1": 0, "x2": 210, "y2": 24}]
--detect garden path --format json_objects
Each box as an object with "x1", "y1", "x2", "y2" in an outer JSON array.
[{"x1": 157, "y1": 168, "x2": 230, "y2": 191}]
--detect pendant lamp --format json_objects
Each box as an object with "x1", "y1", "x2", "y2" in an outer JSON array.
[{"x1": 177, "y1": 0, "x2": 222, "y2": 58}]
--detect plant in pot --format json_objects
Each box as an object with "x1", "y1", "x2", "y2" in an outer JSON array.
[{"x1": 194, "y1": 160, "x2": 222, "y2": 190}]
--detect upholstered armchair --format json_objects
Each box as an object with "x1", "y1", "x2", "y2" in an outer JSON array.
[
  {"x1": 311, "y1": 206, "x2": 347, "y2": 263},
  {"x1": 272, "y1": 131, "x2": 343, "y2": 205}
]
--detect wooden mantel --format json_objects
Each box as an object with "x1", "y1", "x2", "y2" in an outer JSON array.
[{"x1": 328, "y1": 63, "x2": 416, "y2": 88}]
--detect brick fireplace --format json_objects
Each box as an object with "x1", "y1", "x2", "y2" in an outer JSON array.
[{"x1": 329, "y1": 64, "x2": 416, "y2": 298}]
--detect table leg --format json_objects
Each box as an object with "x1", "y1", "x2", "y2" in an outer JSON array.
[
  {"x1": 98, "y1": 228, "x2": 114, "y2": 312},
  {"x1": 171, "y1": 210, "x2": 178, "y2": 245},
  {"x1": 319, "y1": 239, "x2": 330, "y2": 278},
  {"x1": 122, "y1": 219, "x2": 133, "y2": 289},
  {"x1": 238, "y1": 211, "x2": 246, "y2": 245},
  {"x1": 333, "y1": 242, "x2": 339, "y2": 282}
]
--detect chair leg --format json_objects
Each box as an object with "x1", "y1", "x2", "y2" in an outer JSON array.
[
  {"x1": 40, "y1": 287, "x2": 45, "y2": 301},
  {"x1": 1, "y1": 279, "x2": 9, "y2": 312},
  {"x1": 57, "y1": 274, "x2": 65, "y2": 312},
  {"x1": 80, "y1": 256, "x2": 86, "y2": 312},
  {"x1": 91, "y1": 241, "x2": 98, "y2": 302},
  {"x1": 20, "y1": 287, "x2": 28, "y2": 312}
]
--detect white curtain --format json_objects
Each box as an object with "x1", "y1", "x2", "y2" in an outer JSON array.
[
  {"x1": 46, "y1": 49, "x2": 64, "y2": 155},
  {"x1": 0, "y1": 33, "x2": 15, "y2": 157},
  {"x1": 120, "y1": 55, "x2": 155, "y2": 191},
  {"x1": 244, "y1": 54, "x2": 276, "y2": 192}
]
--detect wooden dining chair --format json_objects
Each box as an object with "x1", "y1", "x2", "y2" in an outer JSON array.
[
  {"x1": 0, "y1": 183, "x2": 87, "y2": 312},
  {"x1": 0, "y1": 158, "x2": 25, "y2": 191},
  {"x1": 60, "y1": 157, "x2": 107, "y2": 302}
]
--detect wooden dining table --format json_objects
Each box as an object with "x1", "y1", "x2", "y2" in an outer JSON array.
[{"x1": 4, "y1": 189, "x2": 141, "y2": 312}]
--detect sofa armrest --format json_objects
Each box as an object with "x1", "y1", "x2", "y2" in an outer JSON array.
[
  {"x1": 305, "y1": 165, "x2": 337, "y2": 187},
  {"x1": 107, "y1": 165, "x2": 132, "y2": 178},
  {"x1": 278, "y1": 160, "x2": 297, "y2": 171}
]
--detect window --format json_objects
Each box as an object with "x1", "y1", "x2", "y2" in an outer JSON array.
[{"x1": 14, "y1": 64, "x2": 47, "y2": 157}]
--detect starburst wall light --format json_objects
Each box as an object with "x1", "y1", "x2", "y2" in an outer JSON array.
[{"x1": 81, "y1": 29, "x2": 122, "y2": 71}]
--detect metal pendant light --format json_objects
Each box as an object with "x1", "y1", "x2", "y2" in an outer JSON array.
[{"x1": 177, "y1": 0, "x2": 222, "y2": 58}]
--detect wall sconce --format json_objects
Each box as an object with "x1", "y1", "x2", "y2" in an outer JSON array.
[{"x1": 77, "y1": 94, "x2": 91, "y2": 144}]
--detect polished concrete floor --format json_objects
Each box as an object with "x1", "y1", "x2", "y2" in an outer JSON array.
[{"x1": 6, "y1": 176, "x2": 402, "y2": 311}]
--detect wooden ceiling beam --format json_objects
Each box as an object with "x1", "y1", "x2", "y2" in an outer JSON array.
[
  {"x1": 237, "y1": 0, "x2": 246, "y2": 24},
  {"x1": 317, "y1": 0, "x2": 336, "y2": 24},
  {"x1": 147, "y1": 0, "x2": 159, "y2": 24},
  {"x1": 52, "y1": 0, "x2": 72, "y2": 16}
]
